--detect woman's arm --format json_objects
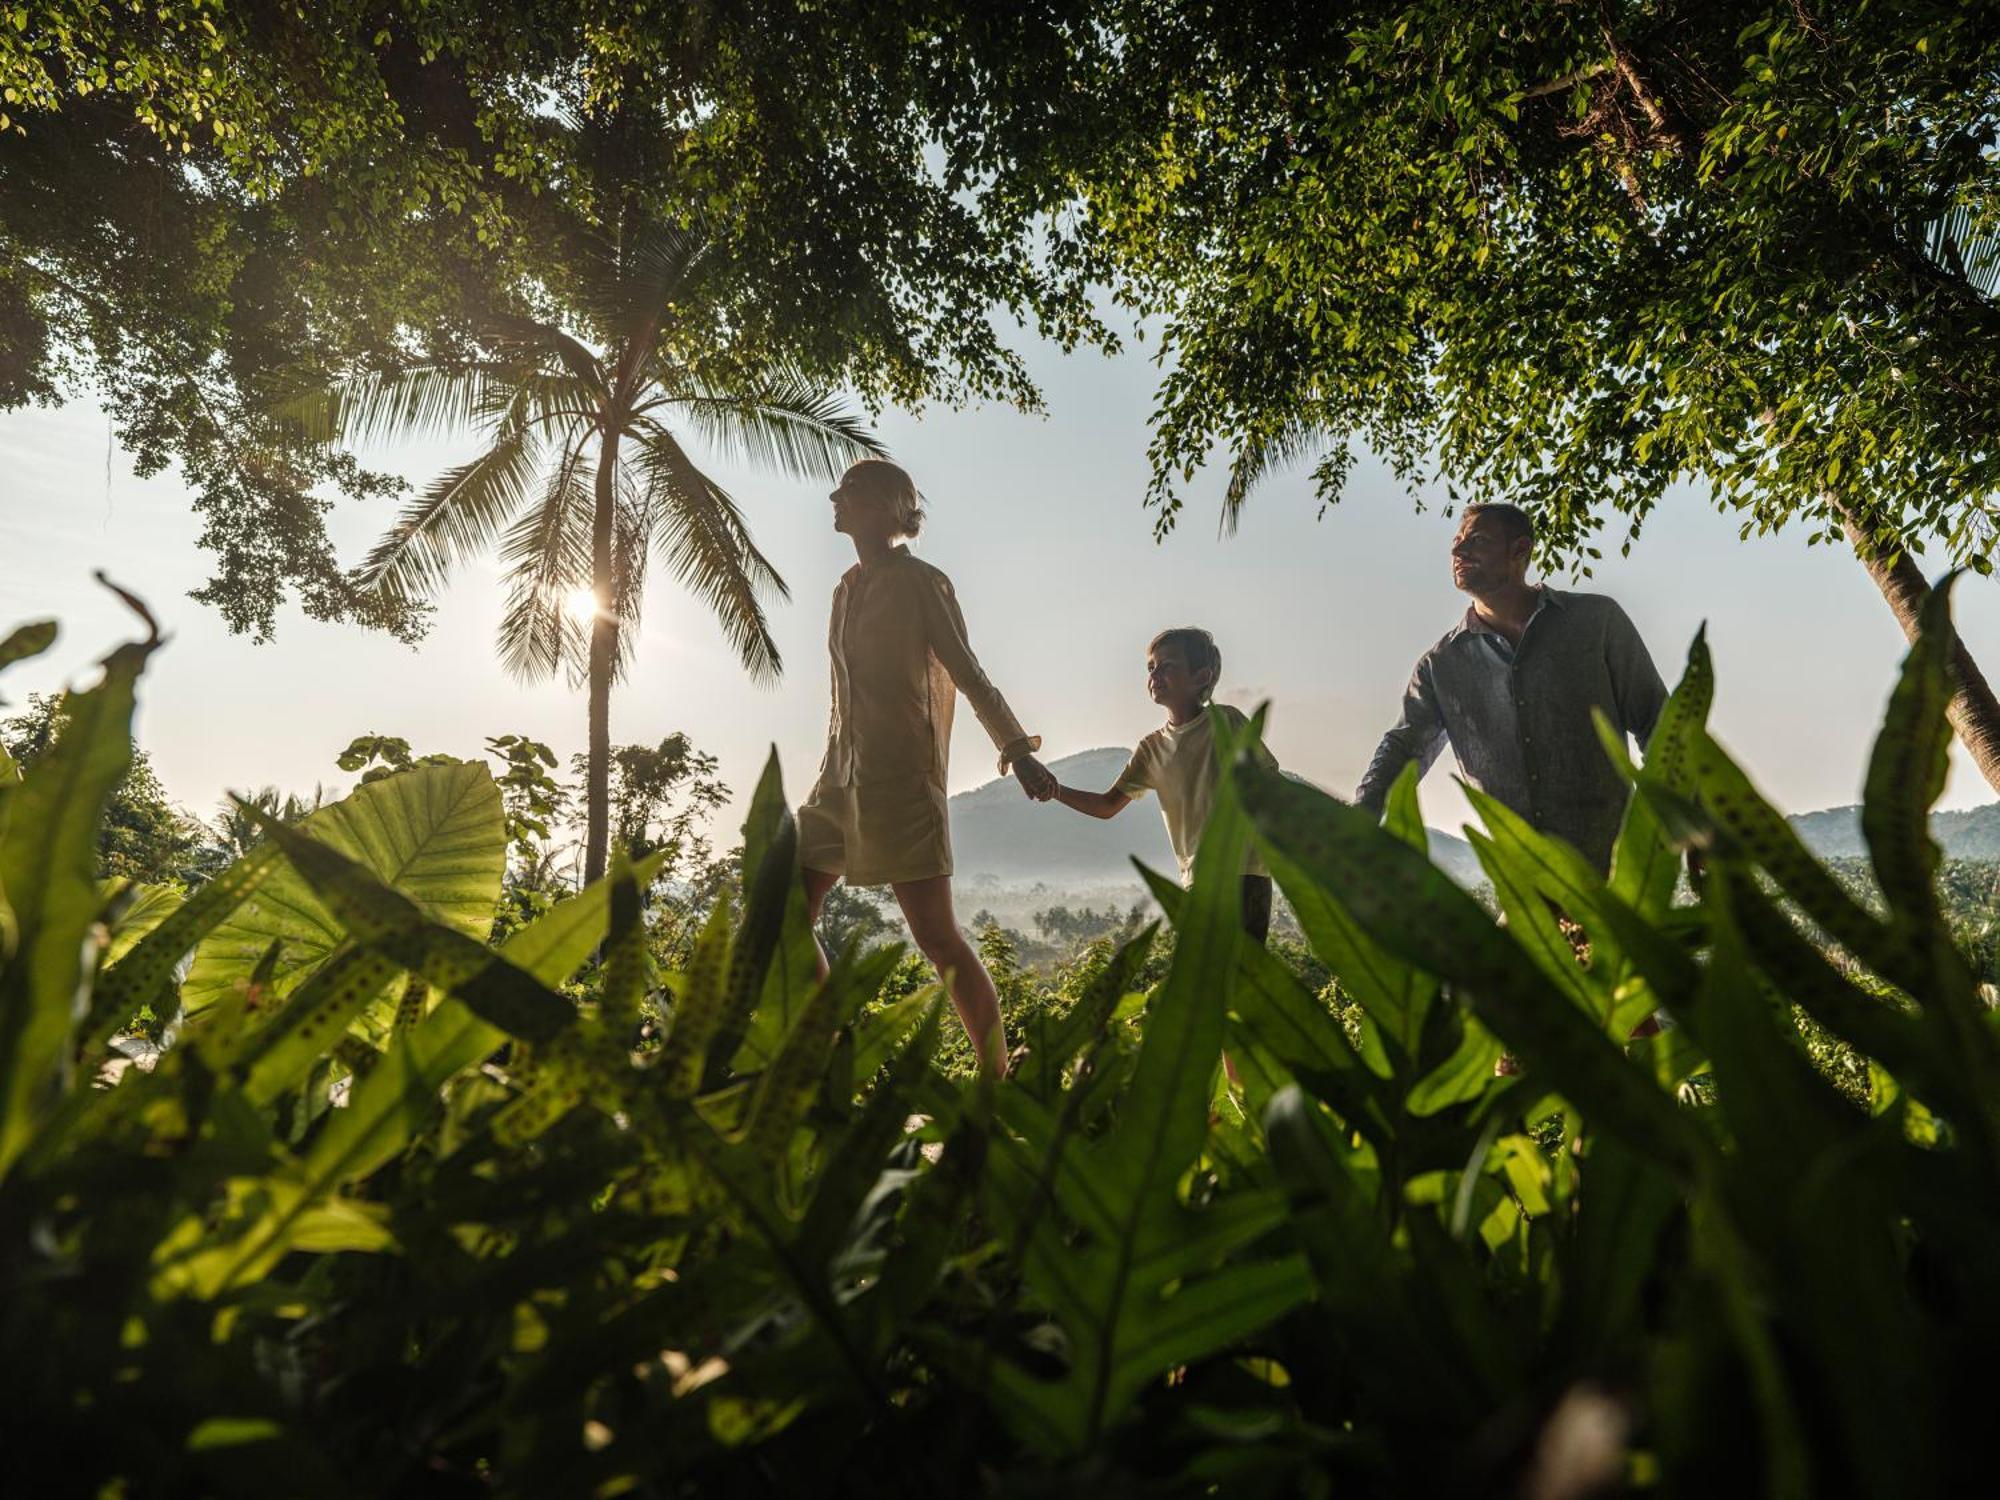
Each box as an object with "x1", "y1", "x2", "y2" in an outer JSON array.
[
  {"x1": 918, "y1": 566, "x2": 1039, "y2": 771},
  {"x1": 1055, "y1": 784, "x2": 1131, "y2": 820}
]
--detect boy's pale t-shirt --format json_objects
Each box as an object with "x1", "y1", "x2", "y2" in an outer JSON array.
[{"x1": 1115, "y1": 702, "x2": 1274, "y2": 885}]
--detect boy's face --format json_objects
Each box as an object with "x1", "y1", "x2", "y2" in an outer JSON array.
[{"x1": 1146, "y1": 643, "x2": 1211, "y2": 712}]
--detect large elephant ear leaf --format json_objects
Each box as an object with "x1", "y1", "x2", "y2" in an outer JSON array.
[{"x1": 183, "y1": 761, "x2": 506, "y2": 1015}]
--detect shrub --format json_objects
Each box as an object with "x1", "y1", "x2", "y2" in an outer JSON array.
[{"x1": 2, "y1": 588, "x2": 1997, "y2": 1496}]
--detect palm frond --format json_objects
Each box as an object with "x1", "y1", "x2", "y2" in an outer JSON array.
[
  {"x1": 355, "y1": 424, "x2": 543, "y2": 601},
  {"x1": 649, "y1": 369, "x2": 887, "y2": 483},
  {"x1": 294, "y1": 365, "x2": 510, "y2": 450},
  {"x1": 485, "y1": 312, "x2": 609, "y2": 396},
  {"x1": 579, "y1": 223, "x2": 711, "y2": 347},
  {"x1": 631, "y1": 418, "x2": 789, "y2": 683},
  {"x1": 609, "y1": 467, "x2": 653, "y2": 683},
  {"x1": 495, "y1": 436, "x2": 595, "y2": 685},
  {"x1": 473, "y1": 370, "x2": 602, "y2": 439},
  {"x1": 1221, "y1": 416, "x2": 1329, "y2": 537},
  {"x1": 1923, "y1": 203, "x2": 2000, "y2": 300}
]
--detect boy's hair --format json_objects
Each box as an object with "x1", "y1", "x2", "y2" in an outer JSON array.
[
  {"x1": 843, "y1": 458, "x2": 927, "y2": 538},
  {"x1": 1149, "y1": 626, "x2": 1222, "y2": 700},
  {"x1": 1461, "y1": 501, "x2": 1534, "y2": 549}
]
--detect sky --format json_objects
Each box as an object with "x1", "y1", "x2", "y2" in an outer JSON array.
[{"x1": 3, "y1": 317, "x2": 1995, "y2": 855}]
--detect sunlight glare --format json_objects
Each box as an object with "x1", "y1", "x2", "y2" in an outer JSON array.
[{"x1": 565, "y1": 586, "x2": 602, "y2": 621}]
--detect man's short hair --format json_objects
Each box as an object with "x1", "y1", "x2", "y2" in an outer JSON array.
[
  {"x1": 1462, "y1": 502, "x2": 1535, "y2": 549},
  {"x1": 1149, "y1": 626, "x2": 1222, "y2": 699}
]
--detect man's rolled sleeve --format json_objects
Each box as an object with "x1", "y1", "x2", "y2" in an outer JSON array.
[
  {"x1": 1355, "y1": 657, "x2": 1449, "y2": 812},
  {"x1": 1605, "y1": 602, "x2": 1669, "y2": 748},
  {"x1": 920, "y1": 568, "x2": 1039, "y2": 772}
]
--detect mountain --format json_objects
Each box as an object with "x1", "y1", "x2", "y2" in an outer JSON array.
[
  {"x1": 952, "y1": 760, "x2": 2000, "y2": 893},
  {"x1": 950, "y1": 749, "x2": 1173, "y2": 882},
  {"x1": 1789, "y1": 801, "x2": 2000, "y2": 860},
  {"x1": 948, "y1": 749, "x2": 1487, "y2": 889}
]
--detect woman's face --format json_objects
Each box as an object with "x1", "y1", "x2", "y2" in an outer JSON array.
[{"x1": 830, "y1": 473, "x2": 896, "y2": 539}]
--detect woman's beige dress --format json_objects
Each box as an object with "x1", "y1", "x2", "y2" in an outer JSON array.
[{"x1": 799, "y1": 545, "x2": 1038, "y2": 886}]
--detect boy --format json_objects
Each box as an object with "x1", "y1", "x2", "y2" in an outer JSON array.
[{"x1": 1053, "y1": 627, "x2": 1276, "y2": 941}]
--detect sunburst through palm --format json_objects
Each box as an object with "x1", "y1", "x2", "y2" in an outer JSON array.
[{"x1": 300, "y1": 224, "x2": 886, "y2": 880}]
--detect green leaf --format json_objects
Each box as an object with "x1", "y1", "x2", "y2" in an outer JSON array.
[
  {"x1": 240, "y1": 808, "x2": 570, "y2": 1044},
  {"x1": 1236, "y1": 760, "x2": 1710, "y2": 1179},
  {"x1": 657, "y1": 893, "x2": 735, "y2": 1098},
  {"x1": 183, "y1": 761, "x2": 505, "y2": 1016},
  {"x1": 237, "y1": 945, "x2": 401, "y2": 1104},
  {"x1": 716, "y1": 750, "x2": 813, "y2": 1075},
  {"x1": 1464, "y1": 827, "x2": 1604, "y2": 1016},
  {"x1": 0, "y1": 638, "x2": 153, "y2": 1178},
  {"x1": 1861, "y1": 576, "x2": 1954, "y2": 933},
  {"x1": 742, "y1": 941, "x2": 900, "y2": 1167},
  {"x1": 1553, "y1": 1133, "x2": 1682, "y2": 1360},
  {"x1": 84, "y1": 845, "x2": 283, "y2": 1048},
  {"x1": 1149, "y1": 870, "x2": 1386, "y2": 1127},
  {"x1": 794, "y1": 998, "x2": 942, "y2": 1268},
  {"x1": 1697, "y1": 870, "x2": 1933, "y2": 1496},
  {"x1": 1264, "y1": 1085, "x2": 1494, "y2": 1427},
  {"x1": 1607, "y1": 628, "x2": 1713, "y2": 921},
  {"x1": 1013, "y1": 920, "x2": 1158, "y2": 1096},
  {"x1": 1260, "y1": 776, "x2": 1438, "y2": 1070},
  {"x1": 154, "y1": 863, "x2": 659, "y2": 1298},
  {"x1": 983, "y1": 720, "x2": 1311, "y2": 1452},
  {"x1": 1686, "y1": 729, "x2": 1916, "y2": 985},
  {"x1": 848, "y1": 982, "x2": 933, "y2": 1081},
  {"x1": 601, "y1": 850, "x2": 647, "y2": 1035},
  {"x1": 1405, "y1": 1009, "x2": 1505, "y2": 1116},
  {"x1": 0, "y1": 619, "x2": 56, "y2": 672}
]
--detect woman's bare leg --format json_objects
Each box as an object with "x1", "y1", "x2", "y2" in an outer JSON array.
[
  {"x1": 801, "y1": 867, "x2": 841, "y2": 983},
  {"x1": 892, "y1": 875, "x2": 1006, "y2": 1076}
]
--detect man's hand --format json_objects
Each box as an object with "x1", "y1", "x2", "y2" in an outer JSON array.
[{"x1": 1014, "y1": 755, "x2": 1058, "y2": 801}]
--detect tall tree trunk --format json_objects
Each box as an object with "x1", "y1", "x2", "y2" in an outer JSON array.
[
  {"x1": 1838, "y1": 499, "x2": 2000, "y2": 795},
  {"x1": 584, "y1": 419, "x2": 623, "y2": 887}
]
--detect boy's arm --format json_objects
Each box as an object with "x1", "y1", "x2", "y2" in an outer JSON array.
[{"x1": 1055, "y1": 783, "x2": 1131, "y2": 820}]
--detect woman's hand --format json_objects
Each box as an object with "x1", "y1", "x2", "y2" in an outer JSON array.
[{"x1": 1013, "y1": 755, "x2": 1058, "y2": 802}]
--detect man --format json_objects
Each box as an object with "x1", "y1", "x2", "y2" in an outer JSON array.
[{"x1": 1355, "y1": 503, "x2": 1667, "y2": 874}]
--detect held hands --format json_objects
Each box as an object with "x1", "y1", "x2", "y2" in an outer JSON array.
[{"x1": 1013, "y1": 754, "x2": 1059, "y2": 802}]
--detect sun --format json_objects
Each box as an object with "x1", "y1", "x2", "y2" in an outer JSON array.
[{"x1": 565, "y1": 586, "x2": 602, "y2": 621}]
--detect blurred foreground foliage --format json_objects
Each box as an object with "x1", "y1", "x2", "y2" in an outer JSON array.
[{"x1": 2, "y1": 586, "x2": 1999, "y2": 1497}]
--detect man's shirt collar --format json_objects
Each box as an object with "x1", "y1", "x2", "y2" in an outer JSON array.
[{"x1": 1445, "y1": 585, "x2": 1562, "y2": 645}]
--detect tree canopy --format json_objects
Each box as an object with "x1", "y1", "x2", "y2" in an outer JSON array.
[
  {"x1": 1070, "y1": 0, "x2": 2000, "y2": 570},
  {"x1": 0, "y1": 2, "x2": 1109, "y2": 637}
]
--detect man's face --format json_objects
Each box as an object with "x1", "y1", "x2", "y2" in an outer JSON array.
[
  {"x1": 1450, "y1": 514, "x2": 1527, "y2": 595},
  {"x1": 1147, "y1": 643, "x2": 1210, "y2": 711}
]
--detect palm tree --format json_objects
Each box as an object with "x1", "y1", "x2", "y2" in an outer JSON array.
[{"x1": 308, "y1": 226, "x2": 885, "y2": 883}]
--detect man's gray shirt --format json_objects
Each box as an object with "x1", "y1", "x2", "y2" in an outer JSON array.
[{"x1": 1355, "y1": 589, "x2": 1667, "y2": 872}]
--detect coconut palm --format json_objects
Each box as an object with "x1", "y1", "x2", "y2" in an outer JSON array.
[{"x1": 309, "y1": 226, "x2": 885, "y2": 884}]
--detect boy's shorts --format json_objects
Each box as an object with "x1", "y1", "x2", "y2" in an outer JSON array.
[{"x1": 798, "y1": 775, "x2": 953, "y2": 887}]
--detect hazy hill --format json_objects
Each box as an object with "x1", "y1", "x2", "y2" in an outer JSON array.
[
  {"x1": 949, "y1": 749, "x2": 1487, "y2": 888},
  {"x1": 1788, "y1": 802, "x2": 2000, "y2": 860},
  {"x1": 953, "y1": 755, "x2": 2000, "y2": 895}
]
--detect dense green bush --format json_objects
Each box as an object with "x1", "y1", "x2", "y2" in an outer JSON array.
[{"x1": 2, "y1": 588, "x2": 1998, "y2": 1497}]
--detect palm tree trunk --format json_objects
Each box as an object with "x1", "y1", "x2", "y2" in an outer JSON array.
[
  {"x1": 584, "y1": 419, "x2": 623, "y2": 887},
  {"x1": 1837, "y1": 499, "x2": 2000, "y2": 795}
]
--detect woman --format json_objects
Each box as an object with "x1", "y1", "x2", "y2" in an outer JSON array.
[{"x1": 799, "y1": 458, "x2": 1056, "y2": 1074}]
